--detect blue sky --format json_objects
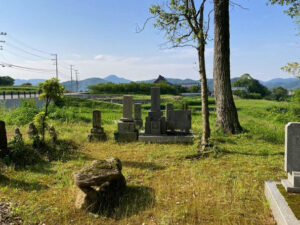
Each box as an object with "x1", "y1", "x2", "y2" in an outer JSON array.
[{"x1": 0, "y1": 0, "x2": 299, "y2": 81}]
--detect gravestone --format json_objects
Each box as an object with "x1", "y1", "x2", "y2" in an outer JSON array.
[
  {"x1": 134, "y1": 103, "x2": 143, "y2": 129},
  {"x1": 282, "y1": 122, "x2": 300, "y2": 193},
  {"x1": 114, "y1": 95, "x2": 138, "y2": 142},
  {"x1": 166, "y1": 103, "x2": 191, "y2": 133},
  {"x1": 0, "y1": 120, "x2": 8, "y2": 157},
  {"x1": 145, "y1": 87, "x2": 166, "y2": 135},
  {"x1": 139, "y1": 88, "x2": 194, "y2": 143},
  {"x1": 88, "y1": 110, "x2": 107, "y2": 142}
]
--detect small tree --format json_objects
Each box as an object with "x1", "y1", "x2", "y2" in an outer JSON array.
[{"x1": 38, "y1": 78, "x2": 64, "y2": 142}]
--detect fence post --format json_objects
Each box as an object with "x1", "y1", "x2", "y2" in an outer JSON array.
[
  {"x1": 3, "y1": 91, "x2": 5, "y2": 100},
  {"x1": 17, "y1": 92, "x2": 20, "y2": 99},
  {"x1": 29, "y1": 92, "x2": 31, "y2": 98},
  {"x1": 11, "y1": 91, "x2": 13, "y2": 99},
  {"x1": 24, "y1": 91, "x2": 26, "y2": 98}
]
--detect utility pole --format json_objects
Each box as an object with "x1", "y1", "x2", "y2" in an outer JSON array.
[
  {"x1": 0, "y1": 32, "x2": 6, "y2": 51},
  {"x1": 75, "y1": 70, "x2": 79, "y2": 93},
  {"x1": 52, "y1": 54, "x2": 58, "y2": 79},
  {"x1": 70, "y1": 65, "x2": 74, "y2": 93}
]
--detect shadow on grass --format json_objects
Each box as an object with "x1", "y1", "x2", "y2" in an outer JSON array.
[
  {"x1": 104, "y1": 185, "x2": 155, "y2": 220},
  {"x1": 0, "y1": 174, "x2": 49, "y2": 192},
  {"x1": 122, "y1": 161, "x2": 165, "y2": 170},
  {"x1": 222, "y1": 149, "x2": 284, "y2": 157}
]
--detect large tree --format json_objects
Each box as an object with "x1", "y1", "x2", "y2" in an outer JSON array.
[
  {"x1": 213, "y1": 0, "x2": 242, "y2": 134},
  {"x1": 148, "y1": 0, "x2": 212, "y2": 146}
]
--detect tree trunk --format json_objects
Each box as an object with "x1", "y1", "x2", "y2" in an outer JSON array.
[
  {"x1": 198, "y1": 45, "x2": 210, "y2": 146},
  {"x1": 213, "y1": 0, "x2": 242, "y2": 134}
]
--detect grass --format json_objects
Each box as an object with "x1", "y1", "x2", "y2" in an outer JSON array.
[
  {"x1": 278, "y1": 185, "x2": 300, "y2": 220},
  {"x1": 0, "y1": 96, "x2": 292, "y2": 224}
]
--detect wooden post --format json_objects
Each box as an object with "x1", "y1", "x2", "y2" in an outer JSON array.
[
  {"x1": 3, "y1": 91, "x2": 5, "y2": 100},
  {"x1": 24, "y1": 91, "x2": 26, "y2": 98},
  {"x1": 17, "y1": 92, "x2": 20, "y2": 99},
  {"x1": 10, "y1": 91, "x2": 13, "y2": 99}
]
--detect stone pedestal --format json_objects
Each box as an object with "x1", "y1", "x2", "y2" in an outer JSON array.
[
  {"x1": 0, "y1": 120, "x2": 8, "y2": 157},
  {"x1": 134, "y1": 103, "x2": 143, "y2": 129},
  {"x1": 88, "y1": 110, "x2": 107, "y2": 142},
  {"x1": 281, "y1": 123, "x2": 300, "y2": 193},
  {"x1": 115, "y1": 95, "x2": 138, "y2": 142}
]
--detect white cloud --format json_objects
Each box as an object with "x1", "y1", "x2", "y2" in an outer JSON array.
[{"x1": 94, "y1": 54, "x2": 105, "y2": 60}]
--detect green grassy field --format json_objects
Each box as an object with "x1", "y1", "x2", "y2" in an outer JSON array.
[{"x1": 0, "y1": 96, "x2": 293, "y2": 224}]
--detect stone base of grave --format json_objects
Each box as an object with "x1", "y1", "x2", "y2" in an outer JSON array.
[
  {"x1": 138, "y1": 132, "x2": 195, "y2": 144},
  {"x1": 265, "y1": 181, "x2": 300, "y2": 225},
  {"x1": 88, "y1": 128, "x2": 107, "y2": 142},
  {"x1": 114, "y1": 132, "x2": 138, "y2": 142}
]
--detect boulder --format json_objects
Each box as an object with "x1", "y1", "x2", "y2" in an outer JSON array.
[{"x1": 74, "y1": 158, "x2": 126, "y2": 213}]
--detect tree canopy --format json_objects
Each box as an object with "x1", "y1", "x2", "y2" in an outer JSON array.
[
  {"x1": 0, "y1": 76, "x2": 14, "y2": 86},
  {"x1": 232, "y1": 74, "x2": 270, "y2": 97}
]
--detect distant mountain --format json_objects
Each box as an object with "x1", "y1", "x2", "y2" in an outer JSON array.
[
  {"x1": 62, "y1": 78, "x2": 108, "y2": 92},
  {"x1": 104, "y1": 75, "x2": 131, "y2": 83},
  {"x1": 14, "y1": 79, "x2": 45, "y2": 86},
  {"x1": 260, "y1": 78, "x2": 300, "y2": 90}
]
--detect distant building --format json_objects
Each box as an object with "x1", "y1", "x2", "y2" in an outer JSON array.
[
  {"x1": 154, "y1": 75, "x2": 172, "y2": 85},
  {"x1": 180, "y1": 83, "x2": 200, "y2": 88},
  {"x1": 232, "y1": 87, "x2": 249, "y2": 92}
]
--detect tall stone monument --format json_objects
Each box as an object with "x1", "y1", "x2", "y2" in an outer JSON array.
[
  {"x1": 114, "y1": 95, "x2": 138, "y2": 142},
  {"x1": 0, "y1": 120, "x2": 8, "y2": 157},
  {"x1": 145, "y1": 87, "x2": 166, "y2": 135},
  {"x1": 282, "y1": 122, "x2": 300, "y2": 193},
  {"x1": 88, "y1": 110, "x2": 107, "y2": 142},
  {"x1": 134, "y1": 103, "x2": 143, "y2": 129}
]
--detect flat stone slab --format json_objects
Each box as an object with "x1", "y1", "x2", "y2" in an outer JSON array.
[
  {"x1": 139, "y1": 132, "x2": 195, "y2": 144},
  {"x1": 265, "y1": 181, "x2": 300, "y2": 225}
]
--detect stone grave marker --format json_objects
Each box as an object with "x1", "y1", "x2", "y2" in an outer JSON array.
[
  {"x1": 282, "y1": 122, "x2": 300, "y2": 193},
  {"x1": 134, "y1": 103, "x2": 143, "y2": 129},
  {"x1": 114, "y1": 95, "x2": 138, "y2": 142},
  {"x1": 88, "y1": 110, "x2": 107, "y2": 141},
  {"x1": 0, "y1": 120, "x2": 8, "y2": 157}
]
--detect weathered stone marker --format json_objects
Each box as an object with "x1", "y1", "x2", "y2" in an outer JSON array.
[
  {"x1": 282, "y1": 122, "x2": 300, "y2": 193},
  {"x1": 121, "y1": 95, "x2": 133, "y2": 122},
  {"x1": 0, "y1": 121, "x2": 8, "y2": 157},
  {"x1": 114, "y1": 95, "x2": 138, "y2": 142},
  {"x1": 145, "y1": 87, "x2": 166, "y2": 135},
  {"x1": 134, "y1": 103, "x2": 143, "y2": 129},
  {"x1": 88, "y1": 110, "x2": 107, "y2": 142},
  {"x1": 74, "y1": 158, "x2": 126, "y2": 213}
]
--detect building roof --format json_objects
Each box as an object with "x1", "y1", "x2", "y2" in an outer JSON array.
[{"x1": 154, "y1": 75, "x2": 171, "y2": 85}]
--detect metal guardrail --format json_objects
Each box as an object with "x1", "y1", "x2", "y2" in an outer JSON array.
[{"x1": 0, "y1": 91, "x2": 41, "y2": 100}]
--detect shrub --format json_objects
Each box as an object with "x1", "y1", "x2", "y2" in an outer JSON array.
[{"x1": 6, "y1": 100, "x2": 40, "y2": 126}]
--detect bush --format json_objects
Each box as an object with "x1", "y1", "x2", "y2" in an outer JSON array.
[
  {"x1": 233, "y1": 90, "x2": 262, "y2": 99},
  {"x1": 6, "y1": 100, "x2": 40, "y2": 126},
  {"x1": 88, "y1": 82, "x2": 187, "y2": 95}
]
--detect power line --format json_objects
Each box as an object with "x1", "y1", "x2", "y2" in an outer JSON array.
[
  {"x1": 6, "y1": 34, "x2": 53, "y2": 55},
  {"x1": 5, "y1": 42, "x2": 52, "y2": 60}
]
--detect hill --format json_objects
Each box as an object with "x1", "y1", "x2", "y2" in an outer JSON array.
[
  {"x1": 104, "y1": 75, "x2": 131, "y2": 83},
  {"x1": 14, "y1": 79, "x2": 45, "y2": 86},
  {"x1": 260, "y1": 78, "x2": 300, "y2": 90},
  {"x1": 62, "y1": 78, "x2": 108, "y2": 92}
]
